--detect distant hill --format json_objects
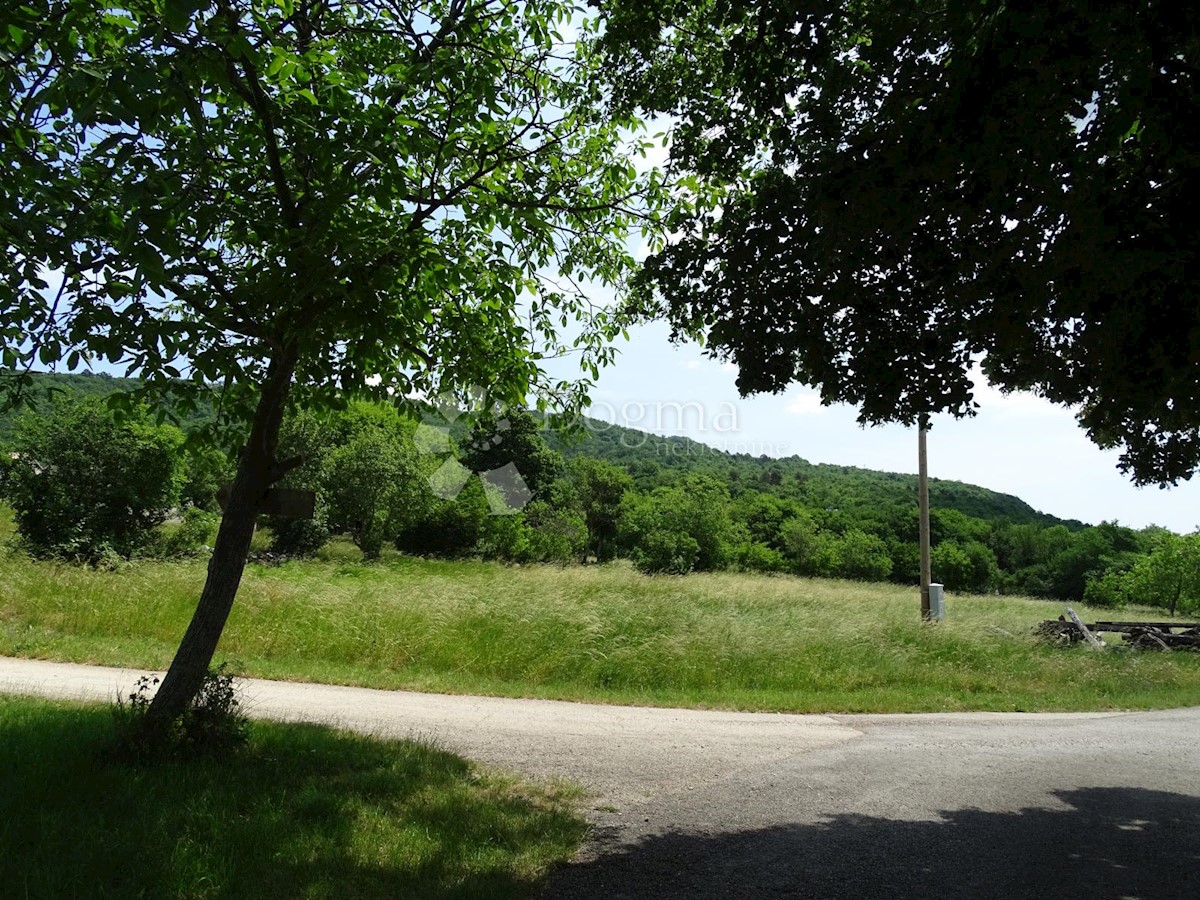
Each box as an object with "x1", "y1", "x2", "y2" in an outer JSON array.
[
  {"x1": 1, "y1": 370, "x2": 1079, "y2": 530},
  {"x1": 0, "y1": 372, "x2": 144, "y2": 445},
  {"x1": 545, "y1": 416, "x2": 1081, "y2": 530},
  {"x1": 0, "y1": 371, "x2": 217, "y2": 446}
]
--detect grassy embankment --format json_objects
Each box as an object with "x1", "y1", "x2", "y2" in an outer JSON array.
[
  {"x1": 2, "y1": 504, "x2": 1198, "y2": 712},
  {"x1": 0, "y1": 695, "x2": 584, "y2": 898}
]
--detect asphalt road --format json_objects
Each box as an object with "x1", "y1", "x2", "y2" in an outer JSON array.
[{"x1": 2, "y1": 657, "x2": 1197, "y2": 899}]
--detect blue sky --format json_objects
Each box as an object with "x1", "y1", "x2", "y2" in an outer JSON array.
[{"x1": 569, "y1": 320, "x2": 1200, "y2": 533}]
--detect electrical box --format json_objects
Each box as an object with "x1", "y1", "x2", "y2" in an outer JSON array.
[{"x1": 929, "y1": 582, "x2": 945, "y2": 622}]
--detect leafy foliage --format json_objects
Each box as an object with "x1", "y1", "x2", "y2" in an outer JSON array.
[
  {"x1": 618, "y1": 476, "x2": 737, "y2": 574},
  {"x1": 1085, "y1": 532, "x2": 1200, "y2": 616},
  {"x1": 2, "y1": 0, "x2": 662, "y2": 720},
  {"x1": 2, "y1": 396, "x2": 184, "y2": 561},
  {"x1": 113, "y1": 664, "x2": 248, "y2": 761},
  {"x1": 460, "y1": 409, "x2": 564, "y2": 501},
  {"x1": 3, "y1": 0, "x2": 658, "y2": 419},
  {"x1": 599, "y1": 0, "x2": 1200, "y2": 484},
  {"x1": 566, "y1": 455, "x2": 634, "y2": 561}
]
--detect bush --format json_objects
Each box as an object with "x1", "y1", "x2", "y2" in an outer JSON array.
[
  {"x1": 396, "y1": 479, "x2": 491, "y2": 556},
  {"x1": 158, "y1": 507, "x2": 219, "y2": 557},
  {"x1": 522, "y1": 500, "x2": 588, "y2": 563},
  {"x1": 2, "y1": 396, "x2": 184, "y2": 562},
  {"x1": 617, "y1": 476, "x2": 737, "y2": 574},
  {"x1": 322, "y1": 426, "x2": 424, "y2": 559},
  {"x1": 835, "y1": 529, "x2": 894, "y2": 582},
  {"x1": 933, "y1": 539, "x2": 1000, "y2": 593},
  {"x1": 269, "y1": 517, "x2": 331, "y2": 557},
  {"x1": 632, "y1": 529, "x2": 701, "y2": 574},
  {"x1": 476, "y1": 512, "x2": 531, "y2": 561},
  {"x1": 178, "y1": 444, "x2": 236, "y2": 512},
  {"x1": 113, "y1": 663, "x2": 248, "y2": 760},
  {"x1": 737, "y1": 541, "x2": 787, "y2": 573}
]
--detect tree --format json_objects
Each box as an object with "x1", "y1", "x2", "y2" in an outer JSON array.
[
  {"x1": 618, "y1": 476, "x2": 736, "y2": 574},
  {"x1": 2, "y1": 396, "x2": 184, "y2": 561},
  {"x1": 3, "y1": 0, "x2": 658, "y2": 728},
  {"x1": 836, "y1": 529, "x2": 894, "y2": 583},
  {"x1": 599, "y1": 0, "x2": 1200, "y2": 483},
  {"x1": 1086, "y1": 532, "x2": 1200, "y2": 616},
  {"x1": 520, "y1": 498, "x2": 589, "y2": 562},
  {"x1": 460, "y1": 408, "x2": 563, "y2": 502},
  {"x1": 567, "y1": 456, "x2": 633, "y2": 560},
  {"x1": 932, "y1": 540, "x2": 998, "y2": 594},
  {"x1": 323, "y1": 426, "x2": 422, "y2": 559}
]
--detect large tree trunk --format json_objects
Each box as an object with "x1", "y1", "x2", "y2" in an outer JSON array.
[{"x1": 146, "y1": 349, "x2": 297, "y2": 728}]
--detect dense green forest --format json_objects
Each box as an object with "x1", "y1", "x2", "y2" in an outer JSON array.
[
  {"x1": 2, "y1": 372, "x2": 1197, "y2": 614},
  {"x1": 543, "y1": 417, "x2": 1077, "y2": 529}
]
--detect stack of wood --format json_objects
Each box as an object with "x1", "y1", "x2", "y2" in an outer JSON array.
[{"x1": 1037, "y1": 610, "x2": 1200, "y2": 651}]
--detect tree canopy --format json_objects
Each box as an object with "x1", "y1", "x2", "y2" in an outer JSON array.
[
  {"x1": 4, "y1": 0, "x2": 657, "y2": 417},
  {"x1": 2, "y1": 0, "x2": 660, "y2": 724},
  {"x1": 599, "y1": 0, "x2": 1200, "y2": 485}
]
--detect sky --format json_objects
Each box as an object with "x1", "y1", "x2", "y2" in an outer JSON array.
[
  {"x1": 566, "y1": 320, "x2": 1200, "y2": 534},
  {"x1": 557, "y1": 118, "x2": 1200, "y2": 535}
]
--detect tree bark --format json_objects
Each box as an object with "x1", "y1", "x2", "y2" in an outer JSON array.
[{"x1": 146, "y1": 348, "x2": 297, "y2": 728}]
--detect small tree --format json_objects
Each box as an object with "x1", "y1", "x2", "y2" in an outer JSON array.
[
  {"x1": 932, "y1": 539, "x2": 998, "y2": 593},
  {"x1": 1088, "y1": 532, "x2": 1200, "y2": 616},
  {"x1": 323, "y1": 426, "x2": 422, "y2": 559},
  {"x1": 2, "y1": 397, "x2": 184, "y2": 561},
  {"x1": 3, "y1": 0, "x2": 660, "y2": 728},
  {"x1": 522, "y1": 499, "x2": 588, "y2": 563},
  {"x1": 460, "y1": 409, "x2": 564, "y2": 501},
  {"x1": 836, "y1": 529, "x2": 894, "y2": 583},
  {"x1": 618, "y1": 476, "x2": 736, "y2": 574},
  {"x1": 567, "y1": 456, "x2": 633, "y2": 561}
]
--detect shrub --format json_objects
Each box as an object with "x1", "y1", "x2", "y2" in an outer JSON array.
[
  {"x1": 835, "y1": 529, "x2": 894, "y2": 582},
  {"x1": 269, "y1": 517, "x2": 331, "y2": 557},
  {"x1": 736, "y1": 541, "x2": 787, "y2": 573},
  {"x1": 322, "y1": 426, "x2": 424, "y2": 559},
  {"x1": 178, "y1": 444, "x2": 236, "y2": 512},
  {"x1": 2, "y1": 396, "x2": 184, "y2": 562},
  {"x1": 521, "y1": 500, "x2": 588, "y2": 563},
  {"x1": 567, "y1": 457, "x2": 633, "y2": 561},
  {"x1": 618, "y1": 476, "x2": 737, "y2": 574},
  {"x1": 158, "y1": 507, "x2": 219, "y2": 557},
  {"x1": 113, "y1": 663, "x2": 248, "y2": 760},
  {"x1": 396, "y1": 479, "x2": 491, "y2": 556},
  {"x1": 632, "y1": 529, "x2": 701, "y2": 574}
]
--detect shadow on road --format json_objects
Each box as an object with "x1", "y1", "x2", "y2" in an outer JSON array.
[{"x1": 542, "y1": 787, "x2": 1200, "y2": 899}]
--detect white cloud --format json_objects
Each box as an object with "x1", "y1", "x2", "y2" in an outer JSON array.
[
  {"x1": 969, "y1": 366, "x2": 1069, "y2": 419},
  {"x1": 785, "y1": 390, "x2": 825, "y2": 416}
]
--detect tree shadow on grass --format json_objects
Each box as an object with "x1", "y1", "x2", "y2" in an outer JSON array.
[
  {"x1": 0, "y1": 698, "x2": 583, "y2": 899},
  {"x1": 542, "y1": 787, "x2": 1200, "y2": 899}
]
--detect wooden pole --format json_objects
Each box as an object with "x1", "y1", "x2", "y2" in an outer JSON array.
[{"x1": 918, "y1": 416, "x2": 932, "y2": 621}]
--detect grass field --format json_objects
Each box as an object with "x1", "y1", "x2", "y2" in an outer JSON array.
[
  {"x1": 2, "y1": 522, "x2": 1199, "y2": 712},
  {"x1": 0, "y1": 695, "x2": 585, "y2": 899}
]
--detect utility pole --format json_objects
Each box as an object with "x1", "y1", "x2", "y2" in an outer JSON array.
[{"x1": 918, "y1": 415, "x2": 932, "y2": 621}]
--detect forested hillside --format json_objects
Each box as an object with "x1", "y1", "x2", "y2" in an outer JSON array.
[
  {"x1": 544, "y1": 418, "x2": 1077, "y2": 530},
  {"x1": 3, "y1": 372, "x2": 1069, "y2": 529},
  {"x1": 3, "y1": 371, "x2": 1196, "y2": 613}
]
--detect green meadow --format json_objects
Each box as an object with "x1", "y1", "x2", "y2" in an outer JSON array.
[{"x1": 2, "y1": 523, "x2": 1198, "y2": 713}]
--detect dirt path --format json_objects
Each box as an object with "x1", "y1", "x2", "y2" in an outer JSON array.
[{"x1": 3, "y1": 657, "x2": 1197, "y2": 898}]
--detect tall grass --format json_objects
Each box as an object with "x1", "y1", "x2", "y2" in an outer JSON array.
[
  {"x1": 2, "y1": 537, "x2": 1198, "y2": 712},
  {"x1": 0, "y1": 695, "x2": 585, "y2": 898}
]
